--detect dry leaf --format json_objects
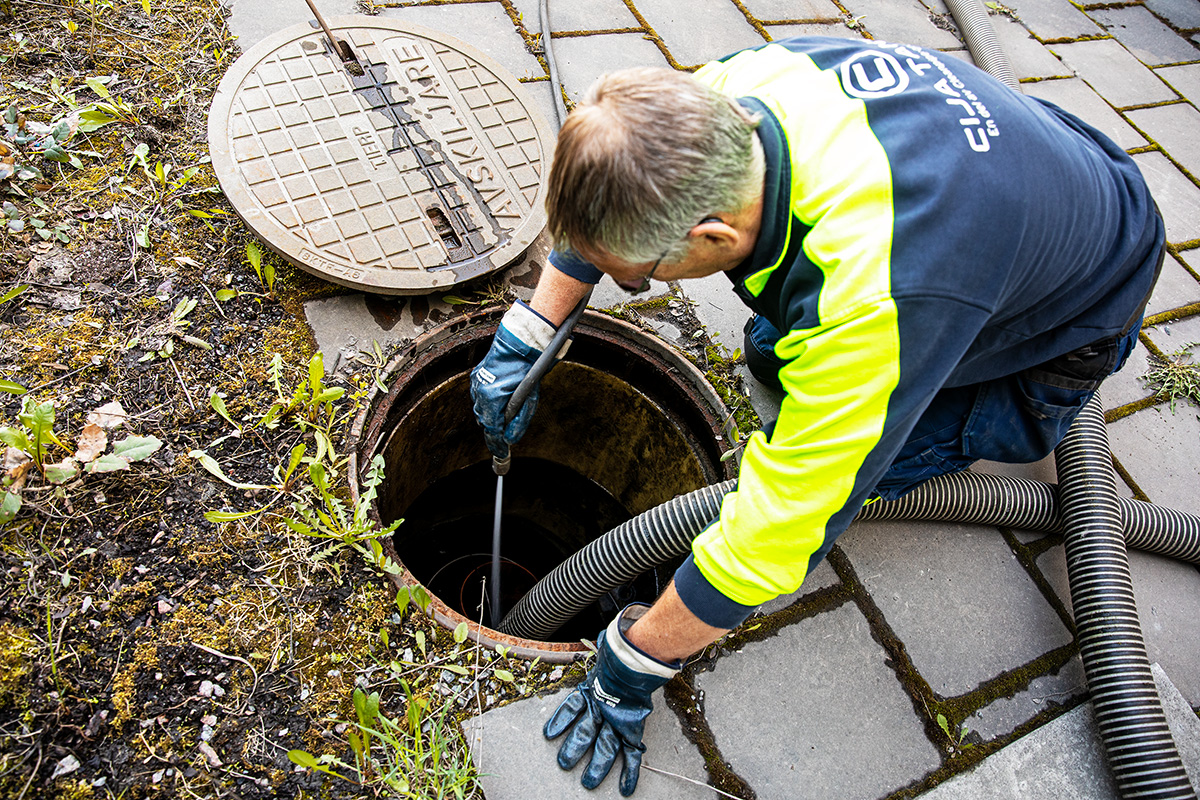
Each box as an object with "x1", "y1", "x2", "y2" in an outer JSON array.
[
  {"x1": 4, "y1": 446, "x2": 30, "y2": 471},
  {"x1": 75, "y1": 423, "x2": 107, "y2": 463},
  {"x1": 87, "y1": 400, "x2": 127, "y2": 429}
]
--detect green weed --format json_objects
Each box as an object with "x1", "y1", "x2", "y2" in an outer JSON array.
[{"x1": 1142, "y1": 342, "x2": 1200, "y2": 411}]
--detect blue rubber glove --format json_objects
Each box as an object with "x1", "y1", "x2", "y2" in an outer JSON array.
[
  {"x1": 544, "y1": 604, "x2": 681, "y2": 796},
  {"x1": 470, "y1": 300, "x2": 559, "y2": 460}
]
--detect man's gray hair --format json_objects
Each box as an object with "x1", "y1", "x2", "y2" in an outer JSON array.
[{"x1": 546, "y1": 67, "x2": 763, "y2": 265}]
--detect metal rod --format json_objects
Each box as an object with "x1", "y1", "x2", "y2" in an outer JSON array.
[{"x1": 491, "y1": 474, "x2": 504, "y2": 627}]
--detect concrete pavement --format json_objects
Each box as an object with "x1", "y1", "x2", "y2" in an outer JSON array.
[{"x1": 221, "y1": 0, "x2": 1200, "y2": 796}]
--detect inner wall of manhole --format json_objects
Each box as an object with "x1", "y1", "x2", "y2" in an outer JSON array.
[{"x1": 348, "y1": 309, "x2": 737, "y2": 662}]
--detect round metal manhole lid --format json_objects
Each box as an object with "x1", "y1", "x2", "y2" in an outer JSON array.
[{"x1": 208, "y1": 17, "x2": 554, "y2": 294}]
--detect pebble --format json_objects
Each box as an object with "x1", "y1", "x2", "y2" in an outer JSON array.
[{"x1": 198, "y1": 680, "x2": 225, "y2": 698}]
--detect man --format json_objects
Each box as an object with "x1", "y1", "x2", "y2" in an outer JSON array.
[{"x1": 471, "y1": 37, "x2": 1162, "y2": 796}]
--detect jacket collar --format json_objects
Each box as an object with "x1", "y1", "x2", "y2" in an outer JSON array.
[{"x1": 726, "y1": 97, "x2": 792, "y2": 289}]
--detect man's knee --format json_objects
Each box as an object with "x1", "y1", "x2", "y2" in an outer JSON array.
[{"x1": 743, "y1": 315, "x2": 786, "y2": 393}]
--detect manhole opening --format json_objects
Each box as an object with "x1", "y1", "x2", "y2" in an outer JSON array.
[{"x1": 350, "y1": 309, "x2": 735, "y2": 660}]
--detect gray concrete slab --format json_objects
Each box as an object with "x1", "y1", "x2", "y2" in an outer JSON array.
[
  {"x1": 1156, "y1": 63, "x2": 1200, "y2": 105},
  {"x1": 509, "y1": 0, "x2": 640, "y2": 33},
  {"x1": 1180, "y1": 247, "x2": 1200, "y2": 276},
  {"x1": 550, "y1": 33, "x2": 670, "y2": 102},
  {"x1": 1126, "y1": 102, "x2": 1200, "y2": 182},
  {"x1": 839, "y1": 0, "x2": 963, "y2": 50},
  {"x1": 965, "y1": 656, "x2": 1086, "y2": 742},
  {"x1": 376, "y1": 3, "x2": 544, "y2": 81},
  {"x1": 1108, "y1": 403, "x2": 1200, "y2": 516},
  {"x1": 1048, "y1": 39, "x2": 1178, "y2": 108},
  {"x1": 1023, "y1": 78, "x2": 1148, "y2": 151},
  {"x1": 687, "y1": 272, "x2": 752, "y2": 359},
  {"x1": 998, "y1": 0, "x2": 1103, "y2": 41},
  {"x1": 1133, "y1": 152, "x2": 1200, "y2": 245},
  {"x1": 464, "y1": 688, "x2": 714, "y2": 799},
  {"x1": 970, "y1": 452, "x2": 1058, "y2": 485},
  {"x1": 917, "y1": 665, "x2": 1200, "y2": 799},
  {"x1": 756, "y1": 559, "x2": 841, "y2": 615},
  {"x1": 991, "y1": 16, "x2": 1072, "y2": 80},
  {"x1": 1147, "y1": 250, "x2": 1200, "y2": 316},
  {"x1": 1036, "y1": 545, "x2": 1200, "y2": 706},
  {"x1": 1143, "y1": 312, "x2": 1200, "y2": 358},
  {"x1": 1087, "y1": 5, "x2": 1200, "y2": 67},
  {"x1": 743, "y1": 0, "x2": 843, "y2": 23},
  {"x1": 1101, "y1": 340, "x2": 1156, "y2": 409},
  {"x1": 633, "y1": 0, "x2": 769, "y2": 67},
  {"x1": 1145, "y1": 0, "x2": 1200, "y2": 31},
  {"x1": 840, "y1": 520, "x2": 1073, "y2": 697},
  {"x1": 765, "y1": 22, "x2": 864, "y2": 41},
  {"x1": 698, "y1": 601, "x2": 943, "y2": 800},
  {"x1": 225, "y1": 0, "x2": 358, "y2": 51}
]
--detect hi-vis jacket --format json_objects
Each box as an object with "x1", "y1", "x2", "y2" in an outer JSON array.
[{"x1": 549, "y1": 38, "x2": 1162, "y2": 626}]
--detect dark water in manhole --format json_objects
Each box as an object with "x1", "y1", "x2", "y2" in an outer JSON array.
[{"x1": 392, "y1": 457, "x2": 675, "y2": 641}]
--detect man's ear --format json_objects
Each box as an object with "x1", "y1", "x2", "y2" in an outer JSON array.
[{"x1": 690, "y1": 217, "x2": 739, "y2": 248}]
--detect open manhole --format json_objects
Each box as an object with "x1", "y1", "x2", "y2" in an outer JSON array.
[
  {"x1": 208, "y1": 17, "x2": 553, "y2": 294},
  {"x1": 348, "y1": 309, "x2": 737, "y2": 662}
]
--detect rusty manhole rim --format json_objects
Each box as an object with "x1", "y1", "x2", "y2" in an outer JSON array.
[
  {"x1": 208, "y1": 16, "x2": 555, "y2": 294},
  {"x1": 348, "y1": 308, "x2": 736, "y2": 662}
]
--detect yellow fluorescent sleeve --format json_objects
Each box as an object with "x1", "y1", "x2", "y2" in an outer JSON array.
[{"x1": 691, "y1": 303, "x2": 902, "y2": 606}]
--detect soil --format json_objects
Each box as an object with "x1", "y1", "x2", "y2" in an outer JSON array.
[{"x1": 0, "y1": 2, "x2": 563, "y2": 797}]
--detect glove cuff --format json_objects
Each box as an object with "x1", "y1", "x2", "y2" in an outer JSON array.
[
  {"x1": 605, "y1": 604, "x2": 682, "y2": 680},
  {"x1": 501, "y1": 300, "x2": 557, "y2": 352}
]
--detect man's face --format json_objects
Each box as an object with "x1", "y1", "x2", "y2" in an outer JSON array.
[{"x1": 573, "y1": 230, "x2": 735, "y2": 293}]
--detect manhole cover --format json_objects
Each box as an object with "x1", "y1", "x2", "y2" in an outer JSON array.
[{"x1": 208, "y1": 17, "x2": 553, "y2": 294}]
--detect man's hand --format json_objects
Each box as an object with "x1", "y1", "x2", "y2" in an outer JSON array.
[
  {"x1": 470, "y1": 300, "x2": 558, "y2": 459},
  {"x1": 544, "y1": 604, "x2": 681, "y2": 796}
]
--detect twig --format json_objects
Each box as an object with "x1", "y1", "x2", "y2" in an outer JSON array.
[
  {"x1": 25, "y1": 365, "x2": 93, "y2": 394},
  {"x1": 640, "y1": 764, "x2": 744, "y2": 799},
  {"x1": 190, "y1": 642, "x2": 260, "y2": 715},
  {"x1": 15, "y1": 744, "x2": 43, "y2": 800},
  {"x1": 201, "y1": 283, "x2": 227, "y2": 320},
  {"x1": 168, "y1": 357, "x2": 196, "y2": 411}
]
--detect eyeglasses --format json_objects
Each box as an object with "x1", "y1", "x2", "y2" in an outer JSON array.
[
  {"x1": 621, "y1": 253, "x2": 665, "y2": 296},
  {"x1": 618, "y1": 217, "x2": 723, "y2": 296}
]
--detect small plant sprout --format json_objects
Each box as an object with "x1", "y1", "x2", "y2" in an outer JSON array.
[
  {"x1": 245, "y1": 240, "x2": 275, "y2": 294},
  {"x1": 1143, "y1": 342, "x2": 1200, "y2": 411}
]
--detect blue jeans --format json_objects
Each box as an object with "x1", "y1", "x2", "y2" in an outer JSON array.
[{"x1": 743, "y1": 314, "x2": 1140, "y2": 501}]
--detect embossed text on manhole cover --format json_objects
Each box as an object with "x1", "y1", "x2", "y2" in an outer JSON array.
[{"x1": 208, "y1": 17, "x2": 553, "y2": 294}]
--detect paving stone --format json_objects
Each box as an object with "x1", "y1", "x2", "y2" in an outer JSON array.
[
  {"x1": 991, "y1": 16, "x2": 1071, "y2": 79},
  {"x1": 376, "y1": 3, "x2": 543, "y2": 81},
  {"x1": 1143, "y1": 312, "x2": 1200, "y2": 359},
  {"x1": 965, "y1": 656, "x2": 1087, "y2": 742},
  {"x1": 1036, "y1": 546, "x2": 1200, "y2": 706},
  {"x1": 1101, "y1": 339, "x2": 1155, "y2": 409},
  {"x1": 549, "y1": 33, "x2": 671, "y2": 102},
  {"x1": 756, "y1": 559, "x2": 840, "y2": 615},
  {"x1": 514, "y1": 78, "x2": 566, "y2": 134},
  {"x1": 839, "y1": 0, "x2": 963, "y2": 50},
  {"x1": 1049, "y1": 39, "x2": 1178, "y2": 108},
  {"x1": 509, "y1": 0, "x2": 639, "y2": 32},
  {"x1": 633, "y1": 0, "x2": 769, "y2": 66},
  {"x1": 918, "y1": 665, "x2": 1200, "y2": 799},
  {"x1": 840, "y1": 520, "x2": 1073, "y2": 697},
  {"x1": 765, "y1": 22, "x2": 865, "y2": 41},
  {"x1": 741, "y1": 0, "x2": 842, "y2": 22},
  {"x1": 1107, "y1": 401, "x2": 1200, "y2": 516},
  {"x1": 970, "y1": 452, "x2": 1058, "y2": 485},
  {"x1": 463, "y1": 688, "x2": 712, "y2": 799},
  {"x1": 999, "y1": 0, "x2": 1103, "y2": 41},
  {"x1": 1156, "y1": 63, "x2": 1200, "y2": 105},
  {"x1": 1126, "y1": 102, "x2": 1200, "y2": 182},
  {"x1": 1145, "y1": 0, "x2": 1200, "y2": 31},
  {"x1": 1146, "y1": 250, "x2": 1200, "y2": 316},
  {"x1": 225, "y1": 0, "x2": 358, "y2": 49},
  {"x1": 687, "y1": 272, "x2": 752, "y2": 358},
  {"x1": 1023, "y1": 78, "x2": 1148, "y2": 151},
  {"x1": 698, "y1": 601, "x2": 942, "y2": 799},
  {"x1": 1088, "y1": 5, "x2": 1200, "y2": 67},
  {"x1": 1133, "y1": 152, "x2": 1200, "y2": 245},
  {"x1": 1180, "y1": 247, "x2": 1200, "y2": 275}
]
